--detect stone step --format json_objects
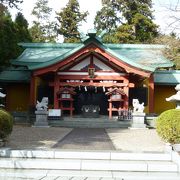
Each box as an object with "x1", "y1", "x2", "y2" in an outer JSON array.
[
  {"x1": 0, "y1": 158, "x2": 178, "y2": 172},
  {"x1": 0, "y1": 150, "x2": 177, "y2": 173},
  {"x1": 0, "y1": 169, "x2": 180, "y2": 180},
  {"x1": 49, "y1": 120, "x2": 131, "y2": 128},
  {"x1": 0, "y1": 149, "x2": 172, "y2": 161}
]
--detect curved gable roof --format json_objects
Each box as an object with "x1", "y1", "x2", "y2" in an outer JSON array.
[{"x1": 12, "y1": 32, "x2": 173, "y2": 74}]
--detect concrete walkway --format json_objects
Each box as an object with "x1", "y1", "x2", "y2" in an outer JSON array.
[{"x1": 7, "y1": 125, "x2": 165, "y2": 152}]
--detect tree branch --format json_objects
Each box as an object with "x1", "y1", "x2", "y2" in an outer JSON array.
[{"x1": 0, "y1": 0, "x2": 23, "y2": 9}]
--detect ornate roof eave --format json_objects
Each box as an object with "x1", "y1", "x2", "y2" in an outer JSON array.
[
  {"x1": 57, "y1": 87, "x2": 76, "y2": 95},
  {"x1": 32, "y1": 42, "x2": 152, "y2": 77},
  {"x1": 12, "y1": 30, "x2": 173, "y2": 78},
  {"x1": 105, "y1": 87, "x2": 126, "y2": 96}
]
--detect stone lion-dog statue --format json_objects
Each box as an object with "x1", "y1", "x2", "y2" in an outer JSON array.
[
  {"x1": 132, "y1": 99, "x2": 145, "y2": 113},
  {"x1": 36, "y1": 97, "x2": 48, "y2": 111}
]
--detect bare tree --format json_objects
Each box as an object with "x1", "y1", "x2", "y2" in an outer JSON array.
[
  {"x1": 166, "y1": 0, "x2": 180, "y2": 35},
  {"x1": 0, "y1": 0, "x2": 23, "y2": 8},
  {"x1": 152, "y1": 35, "x2": 180, "y2": 70}
]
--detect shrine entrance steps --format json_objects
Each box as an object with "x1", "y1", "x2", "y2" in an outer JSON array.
[
  {"x1": 48, "y1": 115, "x2": 131, "y2": 128},
  {"x1": 0, "y1": 149, "x2": 179, "y2": 179}
]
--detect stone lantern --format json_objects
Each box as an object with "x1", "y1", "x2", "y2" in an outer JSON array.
[
  {"x1": 0, "y1": 88, "x2": 6, "y2": 108},
  {"x1": 166, "y1": 84, "x2": 180, "y2": 109}
]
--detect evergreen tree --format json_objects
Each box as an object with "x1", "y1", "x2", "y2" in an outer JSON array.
[
  {"x1": 94, "y1": 0, "x2": 122, "y2": 43},
  {"x1": 119, "y1": 0, "x2": 158, "y2": 43},
  {"x1": 56, "y1": 0, "x2": 88, "y2": 43},
  {"x1": 0, "y1": 4, "x2": 18, "y2": 67},
  {"x1": 94, "y1": 0, "x2": 158, "y2": 43},
  {"x1": 94, "y1": 0, "x2": 121, "y2": 33},
  {"x1": 30, "y1": 0, "x2": 56, "y2": 42},
  {"x1": 14, "y1": 12, "x2": 32, "y2": 43},
  {"x1": 112, "y1": 24, "x2": 136, "y2": 43}
]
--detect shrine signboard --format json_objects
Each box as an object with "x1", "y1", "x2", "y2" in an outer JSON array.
[{"x1": 48, "y1": 109, "x2": 61, "y2": 117}]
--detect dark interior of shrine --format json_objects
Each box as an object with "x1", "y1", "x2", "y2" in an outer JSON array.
[
  {"x1": 37, "y1": 85, "x2": 148, "y2": 116},
  {"x1": 73, "y1": 86, "x2": 109, "y2": 115}
]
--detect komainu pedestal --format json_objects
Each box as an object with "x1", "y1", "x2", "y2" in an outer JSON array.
[
  {"x1": 34, "y1": 97, "x2": 49, "y2": 127},
  {"x1": 130, "y1": 99, "x2": 146, "y2": 129},
  {"x1": 34, "y1": 110, "x2": 49, "y2": 127},
  {"x1": 131, "y1": 112, "x2": 146, "y2": 129}
]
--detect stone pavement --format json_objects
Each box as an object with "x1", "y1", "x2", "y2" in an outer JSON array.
[
  {"x1": 1, "y1": 169, "x2": 180, "y2": 180},
  {"x1": 7, "y1": 125, "x2": 165, "y2": 152},
  {"x1": 2, "y1": 126, "x2": 179, "y2": 180},
  {"x1": 53, "y1": 128, "x2": 115, "y2": 150},
  {"x1": 7, "y1": 126, "x2": 72, "y2": 150},
  {"x1": 107, "y1": 128, "x2": 165, "y2": 152}
]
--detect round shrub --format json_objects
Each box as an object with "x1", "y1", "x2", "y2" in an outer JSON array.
[
  {"x1": 156, "y1": 109, "x2": 180, "y2": 144},
  {"x1": 0, "y1": 109, "x2": 13, "y2": 140}
]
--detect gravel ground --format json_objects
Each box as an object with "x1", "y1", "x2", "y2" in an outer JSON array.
[
  {"x1": 7, "y1": 125, "x2": 72, "y2": 150},
  {"x1": 6, "y1": 125, "x2": 165, "y2": 152},
  {"x1": 106, "y1": 128, "x2": 165, "y2": 152}
]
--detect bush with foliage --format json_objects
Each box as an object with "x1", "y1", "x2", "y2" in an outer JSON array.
[
  {"x1": 156, "y1": 109, "x2": 180, "y2": 144},
  {"x1": 0, "y1": 109, "x2": 13, "y2": 140}
]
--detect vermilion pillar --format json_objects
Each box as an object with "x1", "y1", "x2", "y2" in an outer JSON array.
[
  {"x1": 30, "y1": 75, "x2": 35, "y2": 107},
  {"x1": 54, "y1": 75, "x2": 59, "y2": 109},
  {"x1": 123, "y1": 78, "x2": 129, "y2": 110},
  {"x1": 149, "y1": 74, "x2": 154, "y2": 113}
]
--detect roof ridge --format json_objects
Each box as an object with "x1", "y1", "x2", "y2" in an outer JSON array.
[
  {"x1": 106, "y1": 44, "x2": 166, "y2": 49},
  {"x1": 18, "y1": 42, "x2": 82, "y2": 48}
]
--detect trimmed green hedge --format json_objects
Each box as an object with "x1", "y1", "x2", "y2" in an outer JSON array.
[
  {"x1": 0, "y1": 109, "x2": 13, "y2": 140},
  {"x1": 156, "y1": 109, "x2": 180, "y2": 144}
]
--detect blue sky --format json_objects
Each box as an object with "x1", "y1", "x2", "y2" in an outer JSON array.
[{"x1": 9, "y1": 0, "x2": 180, "y2": 36}]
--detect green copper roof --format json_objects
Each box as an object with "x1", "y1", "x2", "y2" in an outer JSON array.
[
  {"x1": 106, "y1": 44, "x2": 173, "y2": 71},
  {"x1": 11, "y1": 34, "x2": 173, "y2": 72},
  {"x1": 154, "y1": 70, "x2": 180, "y2": 85},
  {"x1": 0, "y1": 68, "x2": 31, "y2": 82},
  {"x1": 12, "y1": 43, "x2": 84, "y2": 70}
]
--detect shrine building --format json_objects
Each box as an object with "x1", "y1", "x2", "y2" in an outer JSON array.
[{"x1": 0, "y1": 30, "x2": 180, "y2": 119}]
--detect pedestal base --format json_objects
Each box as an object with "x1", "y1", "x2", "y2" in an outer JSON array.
[
  {"x1": 33, "y1": 110, "x2": 49, "y2": 127},
  {"x1": 130, "y1": 113, "x2": 147, "y2": 129},
  {"x1": 176, "y1": 102, "x2": 180, "y2": 109}
]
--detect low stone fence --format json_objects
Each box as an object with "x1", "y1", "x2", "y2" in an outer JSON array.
[
  {"x1": 11, "y1": 111, "x2": 35, "y2": 124},
  {"x1": 118, "y1": 109, "x2": 133, "y2": 121}
]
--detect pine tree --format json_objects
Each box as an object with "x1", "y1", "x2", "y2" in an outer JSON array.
[
  {"x1": 119, "y1": 0, "x2": 158, "y2": 43},
  {"x1": 0, "y1": 4, "x2": 18, "y2": 67},
  {"x1": 56, "y1": 0, "x2": 88, "y2": 43},
  {"x1": 94, "y1": 0, "x2": 125, "y2": 43},
  {"x1": 94, "y1": 0, "x2": 121, "y2": 33},
  {"x1": 94, "y1": 0, "x2": 158, "y2": 43},
  {"x1": 14, "y1": 12, "x2": 32, "y2": 43},
  {"x1": 30, "y1": 0, "x2": 56, "y2": 42}
]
